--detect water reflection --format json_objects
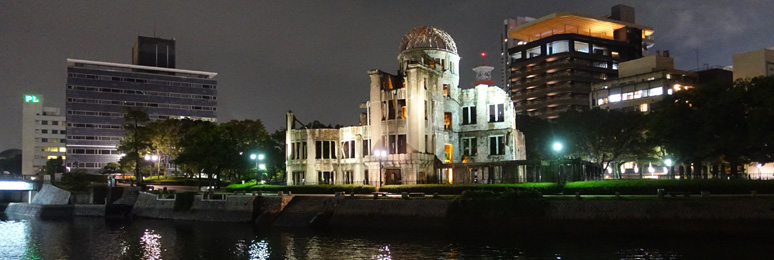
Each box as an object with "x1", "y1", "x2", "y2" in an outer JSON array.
[
  {"x1": 2, "y1": 214, "x2": 774, "y2": 259},
  {"x1": 141, "y1": 229, "x2": 162, "y2": 260}
]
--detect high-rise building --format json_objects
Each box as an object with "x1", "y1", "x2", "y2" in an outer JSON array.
[
  {"x1": 506, "y1": 5, "x2": 654, "y2": 119},
  {"x1": 65, "y1": 36, "x2": 217, "y2": 172},
  {"x1": 286, "y1": 26, "x2": 525, "y2": 186},
  {"x1": 732, "y1": 47, "x2": 774, "y2": 80},
  {"x1": 21, "y1": 94, "x2": 66, "y2": 175},
  {"x1": 500, "y1": 17, "x2": 534, "y2": 89}
]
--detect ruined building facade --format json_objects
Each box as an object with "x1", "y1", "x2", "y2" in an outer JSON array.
[{"x1": 286, "y1": 26, "x2": 526, "y2": 186}]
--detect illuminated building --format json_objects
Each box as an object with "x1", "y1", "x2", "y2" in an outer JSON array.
[
  {"x1": 732, "y1": 47, "x2": 774, "y2": 81},
  {"x1": 734, "y1": 47, "x2": 774, "y2": 178},
  {"x1": 507, "y1": 5, "x2": 654, "y2": 119},
  {"x1": 590, "y1": 53, "x2": 695, "y2": 113},
  {"x1": 65, "y1": 36, "x2": 217, "y2": 172},
  {"x1": 286, "y1": 26, "x2": 526, "y2": 186},
  {"x1": 21, "y1": 94, "x2": 66, "y2": 175}
]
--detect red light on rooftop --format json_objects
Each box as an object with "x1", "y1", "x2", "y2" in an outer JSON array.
[{"x1": 480, "y1": 52, "x2": 486, "y2": 57}]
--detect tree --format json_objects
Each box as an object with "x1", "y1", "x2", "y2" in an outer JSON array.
[
  {"x1": 515, "y1": 115, "x2": 555, "y2": 161},
  {"x1": 44, "y1": 156, "x2": 65, "y2": 181},
  {"x1": 99, "y1": 162, "x2": 123, "y2": 175},
  {"x1": 117, "y1": 107, "x2": 152, "y2": 184},
  {"x1": 555, "y1": 108, "x2": 652, "y2": 178},
  {"x1": 648, "y1": 75, "x2": 774, "y2": 179}
]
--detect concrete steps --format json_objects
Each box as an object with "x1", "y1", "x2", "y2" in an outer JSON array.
[{"x1": 270, "y1": 196, "x2": 332, "y2": 227}]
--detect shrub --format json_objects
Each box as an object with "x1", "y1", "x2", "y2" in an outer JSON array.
[
  {"x1": 226, "y1": 184, "x2": 376, "y2": 194},
  {"x1": 562, "y1": 179, "x2": 774, "y2": 195},
  {"x1": 57, "y1": 172, "x2": 107, "y2": 192},
  {"x1": 378, "y1": 183, "x2": 560, "y2": 195}
]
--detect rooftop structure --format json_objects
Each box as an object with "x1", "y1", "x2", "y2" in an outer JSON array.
[{"x1": 507, "y1": 5, "x2": 654, "y2": 119}]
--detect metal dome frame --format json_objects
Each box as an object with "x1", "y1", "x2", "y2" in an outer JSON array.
[{"x1": 399, "y1": 26, "x2": 458, "y2": 54}]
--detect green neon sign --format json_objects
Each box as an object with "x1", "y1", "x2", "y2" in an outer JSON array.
[{"x1": 24, "y1": 95, "x2": 40, "y2": 103}]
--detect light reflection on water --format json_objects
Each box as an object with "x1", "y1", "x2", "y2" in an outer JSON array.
[{"x1": 1, "y1": 214, "x2": 774, "y2": 259}]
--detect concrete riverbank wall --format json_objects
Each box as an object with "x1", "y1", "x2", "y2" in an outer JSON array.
[
  {"x1": 7, "y1": 188, "x2": 774, "y2": 235},
  {"x1": 131, "y1": 192, "x2": 255, "y2": 222}
]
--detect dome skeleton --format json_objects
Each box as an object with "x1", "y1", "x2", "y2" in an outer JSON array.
[{"x1": 399, "y1": 26, "x2": 458, "y2": 54}]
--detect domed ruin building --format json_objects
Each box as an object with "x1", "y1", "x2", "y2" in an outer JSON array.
[{"x1": 286, "y1": 26, "x2": 526, "y2": 186}]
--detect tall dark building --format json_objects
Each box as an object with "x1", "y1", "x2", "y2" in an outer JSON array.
[
  {"x1": 132, "y1": 36, "x2": 176, "y2": 68},
  {"x1": 65, "y1": 37, "x2": 216, "y2": 172},
  {"x1": 506, "y1": 5, "x2": 654, "y2": 119}
]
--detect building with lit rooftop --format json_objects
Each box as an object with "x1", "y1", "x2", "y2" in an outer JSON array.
[
  {"x1": 65, "y1": 36, "x2": 217, "y2": 172},
  {"x1": 286, "y1": 26, "x2": 526, "y2": 187},
  {"x1": 506, "y1": 4, "x2": 654, "y2": 119}
]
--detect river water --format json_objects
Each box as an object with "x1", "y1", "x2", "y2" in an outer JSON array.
[{"x1": 1, "y1": 214, "x2": 772, "y2": 260}]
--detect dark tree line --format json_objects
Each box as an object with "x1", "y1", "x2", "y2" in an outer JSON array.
[
  {"x1": 518, "y1": 75, "x2": 774, "y2": 179},
  {"x1": 115, "y1": 108, "x2": 286, "y2": 185}
]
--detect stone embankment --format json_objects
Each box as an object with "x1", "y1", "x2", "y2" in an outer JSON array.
[{"x1": 6, "y1": 186, "x2": 774, "y2": 235}]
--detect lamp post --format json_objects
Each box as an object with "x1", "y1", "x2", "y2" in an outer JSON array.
[
  {"x1": 250, "y1": 153, "x2": 265, "y2": 182},
  {"x1": 375, "y1": 149, "x2": 386, "y2": 187},
  {"x1": 757, "y1": 163, "x2": 762, "y2": 180},
  {"x1": 144, "y1": 154, "x2": 159, "y2": 177},
  {"x1": 552, "y1": 141, "x2": 563, "y2": 183},
  {"x1": 664, "y1": 158, "x2": 674, "y2": 179}
]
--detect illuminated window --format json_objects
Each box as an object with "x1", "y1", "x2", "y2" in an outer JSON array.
[
  {"x1": 388, "y1": 100, "x2": 396, "y2": 119},
  {"x1": 443, "y1": 84, "x2": 449, "y2": 97},
  {"x1": 527, "y1": 46, "x2": 541, "y2": 58},
  {"x1": 444, "y1": 112, "x2": 452, "y2": 130},
  {"x1": 649, "y1": 87, "x2": 663, "y2": 96},
  {"x1": 58, "y1": 147, "x2": 66, "y2": 153},
  {"x1": 462, "y1": 106, "x2": 476, "y2": 125},
  {"x1": 444, "y1": 144, "x2": 453, "y2": 163},
  {"x1": 398, "y1": 99, "x2": 407, "y2": 119},
  {"x1": 640, "y1": 103, "x2": 649, "y2": 112},
  {"x1": 597, "y1": 98, "x2": 605, "y2": 105},
  {"x1": 574, "y1": 42, "x2": 589, "y2": 53},
  {"x1": 634, "y1": 90, "x2": 643, "y2": 99},
  {"x1": 547, "y1": 40, "x2": 569, "y2": 54},
  {"x1": 511, "y1": 52, "x2": 522, "y2": 62},
  {"x1": 622, "y1": 92, "x2": 634, "y2": 101},
  {"x1": 609, "y1": 94, "x2": 622, "y2": 103},
  {"x1": 611, "y1": 51, "x2": 619, "y2": 58}
]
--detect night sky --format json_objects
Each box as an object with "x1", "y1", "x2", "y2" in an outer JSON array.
[{"x1": 1, "y1": 0, "x2": 772, "y2": 151}]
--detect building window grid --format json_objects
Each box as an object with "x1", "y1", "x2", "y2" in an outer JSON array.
[
  {"x1": 462, "y1": 106, "x2": 477, "y2": 125},
  {"x1": 489, "y1": 135, "x2": 506, "y2": 155}
]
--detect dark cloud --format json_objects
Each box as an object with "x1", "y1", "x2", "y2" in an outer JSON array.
[{"x1": 1, "y1": 0, "x2": 772, "y2": 150}]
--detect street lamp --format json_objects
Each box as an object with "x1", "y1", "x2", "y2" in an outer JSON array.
[
  {"x1": 144, "y1": 154, "x2": 160, "y2": 177},
  {"x1": 374, "y1": 149, "x2": 386, "y2": 187},
  {"x1": 552, "y1": 142, "x2": 563, "y2": 152},
  {"x1": 552, "y1": 141, "x2": 563, "y2": 183},
  {"x1": 757, "y1": 163, "x2": 762, "y2": 179},
  {"x1": 250, "y1": 153, "x2": 265, "y2": 182},
  {"x1": 664, "y1": 158, "x2": 674, "y2": 179}
]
